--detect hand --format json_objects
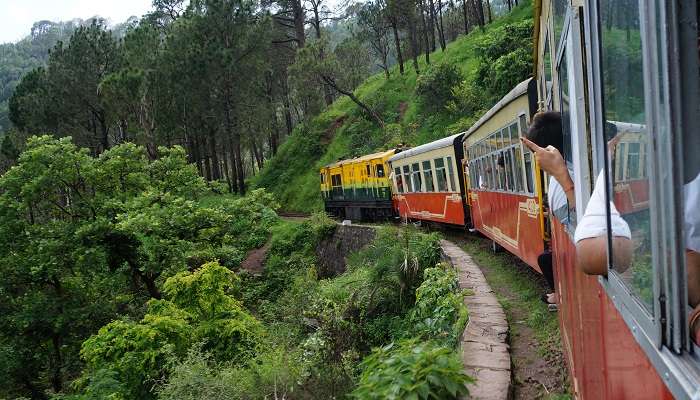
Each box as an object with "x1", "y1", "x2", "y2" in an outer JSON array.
[{"x1": 520, "y1": 137, "x2": 568, "y2": 180}]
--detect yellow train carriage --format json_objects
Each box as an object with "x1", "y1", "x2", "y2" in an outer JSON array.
[{"x1": 320, "y1": 149, "x2": 396, "y2": 220}]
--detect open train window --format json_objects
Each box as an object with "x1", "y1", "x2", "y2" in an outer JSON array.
[
  {"x1": 435, "y1": 158, "x2": 448, "y2": 192},
  {"x1": 411, "y1": 163, "x2": 422, "y2": 192},
  {"x1": 446, "y1": 156, "x2": 457, "y2": 192},
  {"x1": 376, "y1": 164, "x2": 385, "y2": 178},
  {"x1": 394, "y1": 167, "x2": 404, "y2": 193},
  {"x1": 403, "y1": 165, "x2": 413, "y2": 192},
  {"x1": 423, "y1": 161, "x2": 435, "y2": 191}
]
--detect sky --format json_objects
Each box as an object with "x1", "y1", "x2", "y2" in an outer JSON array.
[{"x1": 0, "y1": 0, "x2": 154, "y2": 44}]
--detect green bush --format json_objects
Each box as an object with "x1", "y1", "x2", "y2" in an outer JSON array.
[
  {"x1": 350, "y1": 339, "x2": 473, "y2": 400},
  {"x1": 414, "y1": 63, "x2": 464, "y2": 113},
  {"x1": 474, "y1": 19, "x2": 534, "y2": 101},
  {"x1": 409, "y1": 265, "x2": 468, "y2": 345},
  {"x1": 78, "y1": 262, "x2": 264, "y2": 399}
]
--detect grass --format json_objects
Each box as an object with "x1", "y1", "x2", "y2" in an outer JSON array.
[
  {"x1": 251, "y1": 1, "x2": 534, "y2": 212},
  {"x1": 459, "y1": 236, "x2": 561, "y2": 358}
]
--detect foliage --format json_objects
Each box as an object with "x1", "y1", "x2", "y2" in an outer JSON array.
[
  {"x1": 77, "y1": 262, "x2": 264, "y2": 399},
  {"x1": 350, "y1": 339, "x2": 473, "y2": 400},
  {"x1": 409, "y1": 265, "x2": 469, "y2": 345},
  {"x1": 473, "y1": 19, "x2": 534, "y2": 101},
  {"x1": 0, "y1": 136, "x2": 278, "y2": 397},
  {"x1": 414, "y1": 63, "x2": 464, "y2": 113},
  {"x1": 158, "y1": 344, "x2": 304, "y2": 400}
]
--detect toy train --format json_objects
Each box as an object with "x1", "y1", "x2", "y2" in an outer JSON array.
[{"x1": 320, "y1": 0, "x2": 700, "y2": 397}]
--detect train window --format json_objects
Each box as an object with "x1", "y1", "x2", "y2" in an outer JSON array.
[
  {"x1": 423, "y1": 161, "x2": 435, "y2": 191},
  {"x1": 523, "y1": 152, "x2": 534, "y2": 193},
  {"x1": 402, "y1": 165, "x2": 413, "y2": 192},
  {"x1": 491, "y1": 154, "x2": 500, "y2": 190},
  {"x1": 394, "y1": 167, "x2": 404, "y2": 193},
  {"x1": 518, "y1": 115, "x2": 527, "y2": 136},
  {"x1": 366, "y1": 165, "x2": 371, "y2": 177},
  {"x1": 626, "y1": 142, "x2": 640, "y2": 180},
  {"x1": 600, "y1": 0, "x2": 654, "y2": 313},
  {"x1": 435, "y1": 158, "x2": 448, "y2": 192},
  {"x1": 503, "y1": 151, "x2": 514, "y2": 192},
  {"x1": 553, "y1": 0, "x2": 567, "y2": 51},
  {"x1": 509, "y1": 124, "x2": 519, "y2": 146},
  {"x1": 446, "y1": 156, "x2": 457, "y2": 192},
  {"x1": 543, "y1": 33, "x2": 553, "y2": 107},
  {"x1": 512, "y1": 147, "x2": 524, "y2": 193},
  {"x1": 376, "y1": 164, "x2": 385, "y2": 178},
  {"x1": 320, "y1": 173, "x2": 324, "y2": 184},
  {"x1": 558, "y1": 48, "x2": 573, "y2": 164},
  {"x1": 411, "y1": 163, "x2": 422, "y2": 192}
]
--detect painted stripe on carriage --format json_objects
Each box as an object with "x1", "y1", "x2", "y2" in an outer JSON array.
[{"x1": 471, "y1": 193, "x2": 540, "y2": 249}]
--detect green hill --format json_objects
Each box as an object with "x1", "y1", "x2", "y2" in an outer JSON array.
[{"x1": 252, "y1": 1, "x2": 534, "y2": 212}]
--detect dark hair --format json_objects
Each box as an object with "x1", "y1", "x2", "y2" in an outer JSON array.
[{"x1": 526, "y1": 111, "x2": 563, "y2": 152}]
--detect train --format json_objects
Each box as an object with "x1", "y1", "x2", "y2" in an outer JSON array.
[{"x1": 320, "y1": 0, "x2": 700, "y2": 398}]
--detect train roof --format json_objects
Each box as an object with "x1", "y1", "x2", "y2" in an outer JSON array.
[
  {"x1": 387, "y1": 132, "x2": 464, "y2": 163},
  {"x1": 323, "y1": 149, "x2": 395, "y2": 168},
  {"x1": 460, "y1": 78, "x2": 532, "y2": 140}
]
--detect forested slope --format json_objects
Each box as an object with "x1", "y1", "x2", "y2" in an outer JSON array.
[{"x1": 252, "y1": 0, "x2": 534, "y2": 211}]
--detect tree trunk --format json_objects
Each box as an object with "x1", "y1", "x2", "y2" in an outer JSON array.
[
  {"x1": 322, "y1": 75, "x2": 384, "y2": 127},
  {"x1": 437, "y1": 0, "x2": 446, "y2": 50},
  {"x1": 50, "y1": 333, "x2": 63, "y2": 393},
  {"x1": 485, "y1": 0, "x2": 492, "y2": 23},
  {"x1": 202, "y1": 137, "x2": 212, "y2": 181},
  {"x1": 251, "y1": 139, "x2": 264, "y2": 170},
  {"x1": 292, "y1": 0, "x2": 306, "y2": 47},
  {"x1": 420, "y1": 0, "x2": 431, "y2": 64},
  {"x1": 390, "y1": 19, "x2": 405, "y2": 75},
  {"x1": 428, "y1": 0, "x2": 437, "y2": 51},
  {"x1": 223, "y1": 93, "x2": 246, "y2": 194},
  {"x1": 462, "y1": 0, "x2": 470, "y2": 34},
  {"x1": 209, "y1": 134, "x2": 221, "y2": 181},
  {"x1": 228, "y1": 136, "x2": 238, "y2": 193},
  {"x1": 222, "y1": 146, "x2": 232, "y2": 192},
  {"x1": 474, "y1": 0, "x2": 485, "y2": 26}
]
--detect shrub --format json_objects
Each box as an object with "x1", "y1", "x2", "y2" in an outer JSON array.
[
  {"x1": 414, "y1": 63, "x2": 464, "y2": 113},
  {"x1": 473, "y1": 19, "x2": 534, "y2": 101},
  {"x1": 78, "y1": 262, "x2": 264, "y2": 399},
  {"x1": 350, "y1": 339, "x2": 473, "y2": 400},
  {"x1": 409, "y1": 265, "x2": 468, "y2": 345}
]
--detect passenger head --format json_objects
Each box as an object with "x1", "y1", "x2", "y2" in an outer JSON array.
[{"x1": 526, "y1": 111, "x2": 563, "y2": 153}]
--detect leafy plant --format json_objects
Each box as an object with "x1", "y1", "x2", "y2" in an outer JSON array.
[
  {"x1": 409, "y1": 265, "x2": 468, "y2": 345},
  {"x1": 414, "y1": 63, "x2": 464, "y2": 113},
  {"x1": 351, "y1": 339, "x2": 473, "y2": 400}
]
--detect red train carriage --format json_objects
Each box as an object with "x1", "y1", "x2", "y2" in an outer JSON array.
[
  {"x1": 462, "y1": 79, "x2": 546, "y2": 271},
  {"x1": 388, "y1": 133, "x2": 468, "y2": 226},
  {"x1": 533, "y1": 0, "x2": 700, "y2": 398}
]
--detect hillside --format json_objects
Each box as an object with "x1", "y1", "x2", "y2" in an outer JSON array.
[{"x1": 252, "y1": 1, "x2": 534, "y2": 212}]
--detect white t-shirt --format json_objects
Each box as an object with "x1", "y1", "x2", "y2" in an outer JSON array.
[
  {"x1": 684, "y1": 172, "x2": 700, "y2": 252},
  {"x1": 547, "y1": 165, "x2": 575, "y2": 235},
  {"x1": 574, "y1": 171, "x2": 631, "y2": 243}
]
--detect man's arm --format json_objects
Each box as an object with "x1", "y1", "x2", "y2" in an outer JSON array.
[{"x1": 521, "y1": 137, "x2": 575, "y2": 208}]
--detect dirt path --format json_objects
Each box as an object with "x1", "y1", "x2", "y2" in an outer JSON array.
[
  {"x1": 446, "y1": 232, "x2": 570, "y2": 399},
  {"x1": 239, "y1": 242, "x2": 271, "y2": 275}
]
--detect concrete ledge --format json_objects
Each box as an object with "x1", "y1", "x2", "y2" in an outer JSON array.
[{"x1": 440, "y1": 239, "x2": 512, "y2": 400}]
